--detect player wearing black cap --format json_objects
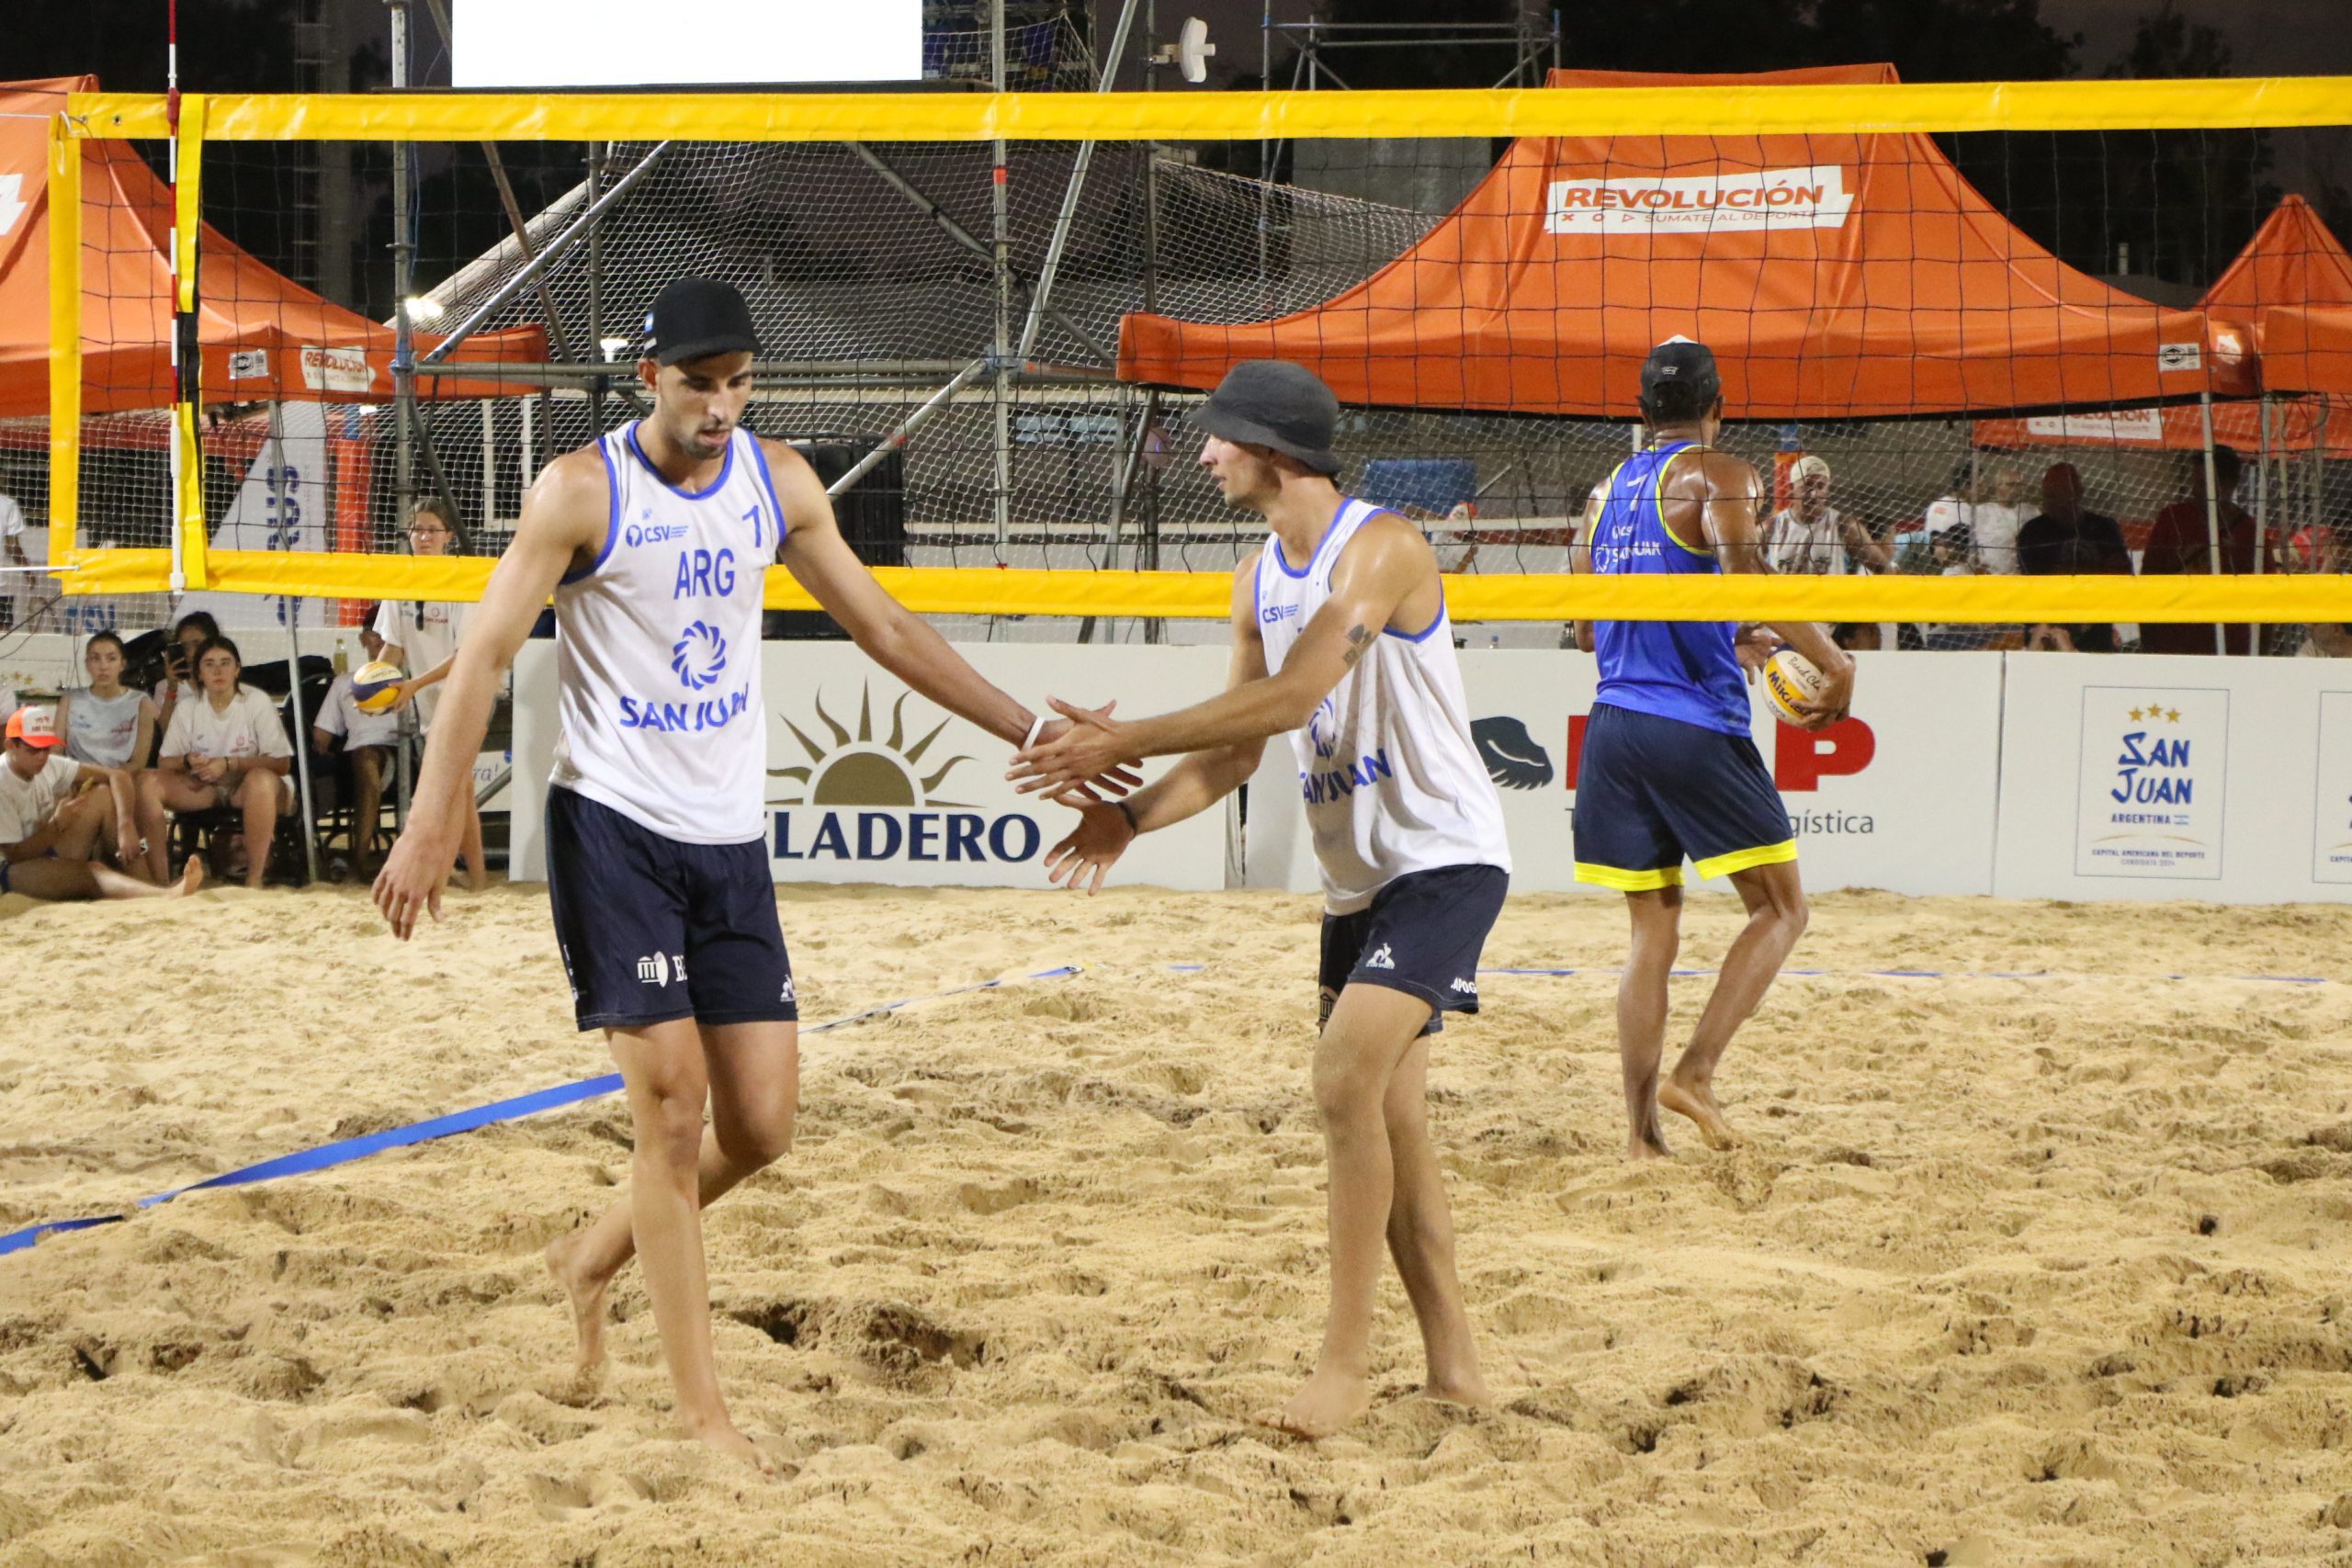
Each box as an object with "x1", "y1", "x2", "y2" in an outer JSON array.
[
  {"x1": 1568, "y1": 338, "x2": 1854, "y2": 1159},
  {"x1": 374, "y1": 277, "x2": 1129, "y2": 1472}
]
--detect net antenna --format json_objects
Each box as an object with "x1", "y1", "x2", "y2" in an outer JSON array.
[{"x1": 1155, "y1": 18, "x2": 1217, "y2": 86}]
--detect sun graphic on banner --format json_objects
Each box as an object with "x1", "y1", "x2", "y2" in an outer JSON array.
[{"x1": 767, "y1": 685, "x2": 975, "y2": 807}]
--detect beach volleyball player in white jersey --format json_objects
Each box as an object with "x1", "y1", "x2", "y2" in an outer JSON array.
[
  {"x1": 1012, "y1": 360, "x2": 1512, "y2": 1440},
  {"x1": 375, "y1": 278, "x2": 1122, "y2": 1472}
]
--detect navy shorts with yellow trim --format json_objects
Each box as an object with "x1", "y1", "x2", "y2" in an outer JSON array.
[{"x1": 1572, "y1": 702, "x2": 1796, "y2": 891}]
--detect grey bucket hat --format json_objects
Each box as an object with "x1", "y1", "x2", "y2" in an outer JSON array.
[{"x1": 1193, "y1": 360, "x2": 1342, "y2": 477}]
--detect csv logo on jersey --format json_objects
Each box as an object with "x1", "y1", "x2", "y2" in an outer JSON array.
[
  {"x1": 1545, "y1": 164, "x2": 1857, "y2": 234},
  {"x1": 2074, "y1": 687, "x2": 2228, "y2": 880},
  {"x1": 767, "y1": 684, "x2": 1042, "y2": 867}
]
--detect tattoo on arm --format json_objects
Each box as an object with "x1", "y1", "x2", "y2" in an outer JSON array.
[{"x1": 1340, "y1": 624, "x2": 1371, "y2": 668}]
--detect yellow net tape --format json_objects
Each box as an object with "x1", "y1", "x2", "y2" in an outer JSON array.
[
  {"x1": 52, "y1": 551, "x2": 2352, "y2": 623},
  {"x1": 64, "y1": 78, "x2": 2352, "y2": 145},
  {"x1": 47, "y1": 80, "x2": 2352, "y2": 620}
]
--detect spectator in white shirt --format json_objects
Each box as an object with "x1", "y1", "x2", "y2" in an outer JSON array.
[
  {"x1": 1, "y1": 706, "x2": 195, "y2": 901},
  {"x1": 311, "y1": 625, "x2": 401, "y2": 875},
  {"x1": 57, "y1": 630, "x2": 160, "y2": 771},
  {"x1": 135, "y1": 636, "x2": 294, "y2": 889},
  {"x1": 153, "y1": 610, "x2": 220, "y2": 726},
  {"x1": 1971, "y1": 461, "x2": 2028, "y2": 574},
  {"x1": 1, "y1": 491, "x2": 29, "y2": 633},
  {"x1": 1765, "y1": 456, "x2": 1894, "y2": 576},
  {"x1": 376, "y1": 499, "x2": 487, "y2": 891}
]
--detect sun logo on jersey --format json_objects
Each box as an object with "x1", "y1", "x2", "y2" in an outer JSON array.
[
  {"x1": 768, "y1": 685, "x2": 976, "y2": 807},
  {"x1": 1307, "y1": 696, "x2": 1340, "y2": 761},
  {"x1": 671, "y1": 622, "x2": 729, "y2": 691}
]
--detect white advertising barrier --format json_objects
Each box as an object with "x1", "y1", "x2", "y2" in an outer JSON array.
[
  {"x1": 1249, "y1": 649, "x2": 2004, "y2": 897},
  {"x1": 1995, "y1": 653, "x2": 2352, "y2": 904},
  {"x1": 511, "y1": 640, "x2": 1230, "y2": 888}
]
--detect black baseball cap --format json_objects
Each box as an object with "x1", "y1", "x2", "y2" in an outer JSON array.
[
  {"x1": 1194, "y1": 360, "x2": 1342, "y2": 477},
  {"x1": 644, "y1": 278, "x2": 761, "y2": 367},
  {"x1": 1639, "y1": 336, "x2": 1722, "y2": 407}
]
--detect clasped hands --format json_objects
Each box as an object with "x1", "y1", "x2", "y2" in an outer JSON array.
[{"x1": 1009, "y1": 697, "x2": 1141, "y2": 802}]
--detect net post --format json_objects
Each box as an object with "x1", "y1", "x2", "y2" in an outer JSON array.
[
  {"x1": 46, "y1": 112, "x2": 81, "y2": 564},
  {"x1": 172, "y1": 92, "x2": 209, "y2": 592},
  {"x1": 390, "y1": 0, "x2": 416, "y2": 575},
  {"x1": 2196, "y1": 389, "x2": 2226, "y2": 655},
  {"x1": 990, "y1": 0, "x2": 1013, "y2": 551},
  {"x1": 2254, "y1": 395, "x2": 2270, "y2": 580},
  {"x1": 276, "y1": 403, "x2": 322, "y2": 886}
]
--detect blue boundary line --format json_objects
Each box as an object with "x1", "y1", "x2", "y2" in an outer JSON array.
[{"x1": 0, "y1": 966, "x2": 1080, "y2": 1260}]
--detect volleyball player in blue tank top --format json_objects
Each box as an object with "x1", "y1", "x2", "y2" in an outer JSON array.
[{"x1": 1570, "y1": 339, "x2": 1856, "y2": 1160}]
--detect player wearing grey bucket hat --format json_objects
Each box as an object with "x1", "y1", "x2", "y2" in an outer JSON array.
[{"x1": 1193, "y1": 360, "x2": 1343, "y2": 477}]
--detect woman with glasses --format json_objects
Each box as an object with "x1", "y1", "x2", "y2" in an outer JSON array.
[{"x1": 373, "y1": 499, "x2": 489, "y2": 891}]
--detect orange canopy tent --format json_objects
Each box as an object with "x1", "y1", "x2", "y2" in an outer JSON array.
[
  {"x1": 2212, "y1": 195, "x2": 2352, "y2": 399},
  {"x1": 0, "y1": 76, "x2": 544, "y2": 422},
  {"x1": 1976, "y1": 195, "x2": 2352, "y2": 453},
  {"x1": 1119, "y1": 64, "x2": 2252, "y2": 421}
]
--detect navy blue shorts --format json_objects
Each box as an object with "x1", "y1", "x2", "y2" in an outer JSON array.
[
  {"x1": 1318, "y1": 863, "x2": 1509, "y2": 1036},
  {"x1": 545, "y1": 786, "x2": 797, "y2": 1033},
  {"x1": 1572, "y1": 702, "x2": 1796, "y2": 892}
]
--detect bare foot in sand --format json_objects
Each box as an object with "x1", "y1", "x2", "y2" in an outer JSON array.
[
  {"x1": 1421, "y1": 1370, "x2": 1491, "y2": 1412},
  {"x1": 544, "y1": 1230, "x2": 609, "y2": 1375},
  {"x1": 1629, "y1": 1105, "x2": 1674, "y2": 1160},
  {"x1": 1260, "y1": 1366, "x2": 1373, "y2": 1439},
  {"x1": 171, "y1": 859, "x2": 206, "y2": 897},
  {"x1": 683, "y1": 1414, "x2": 777, "y2": 1475},
  {"x1": 1658, "y1": 1075, "x2": 1740, "y2": 1150}
]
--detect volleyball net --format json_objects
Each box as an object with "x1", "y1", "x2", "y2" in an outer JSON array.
[{"x1": 17, "y1": 70, "x2": 2352, "y2": 646}]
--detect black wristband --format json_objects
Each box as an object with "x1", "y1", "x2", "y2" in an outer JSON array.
[{"x1": 1114, "y1": 799, "x2": 1138, "y2": 832}]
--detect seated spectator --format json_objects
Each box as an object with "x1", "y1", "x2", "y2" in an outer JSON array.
[
  {"x1": 2300, "y1": 623, "x2": 2352, "y2": 658},
  {"x1": 135, "y1": 635, "x2": 294, "y2": 890},
  {"x1": 2, "y1": 706, "x2": 198, "y2": 902},
  {"x1": 56, "y1": 630, "x2": 160, "y2": 768},
  {"x1": 1918, "y1": 528, "x2": 1983, "y2": 649},
  {"x1": 1766, "y1": 457, "x2": 1894, "y2": 576},
  {"x1": 311, "y1": 624, "x2": 401, "y2": 875},
  {"x1": 2017, "y1": 463, "x2": 2133, "y2": 652},
  {"x1": 2140, "y1": 446, "x2": 2274, "y2": 655},
  {"x1": 152, "y1": 610, "x2": 220, "y2": 726},
  {"x1": 1897, "y1": 465, "x2": 1977, "y2": 576},
  {"x1": 1971, "y1": 462, "x2": 2029, "y2": 574}
]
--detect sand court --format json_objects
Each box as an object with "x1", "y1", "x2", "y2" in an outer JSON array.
[{"x1": 3, "y1": 883, "x2": 2351, "y2": 1565}]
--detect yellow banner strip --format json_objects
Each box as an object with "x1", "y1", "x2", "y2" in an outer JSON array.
[
  {"x1": 173, "y1": 407, "x2": 209, "y2": 589},
  {"x1": 47, "y1": 116, "x2": 80, "y2": 558},
  {"x1": 173, "y1": 94, "x2": 204, "y2": 311},
  {"x1": 53, "y1": 552, "x2": 2352, "y2": 623},
  {"x1": 65, "y1": 78, "x2": 2352, "y2": 145}
]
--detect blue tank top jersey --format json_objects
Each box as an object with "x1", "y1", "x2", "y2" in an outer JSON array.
[{"x1": 1586, "y1": 441, "x2": 1751, "y2": 736}]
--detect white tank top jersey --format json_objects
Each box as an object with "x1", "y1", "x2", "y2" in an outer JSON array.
[
  {"x1": 1253, "y1": 498, "x2": 1510, "y2": 914},
  {"x1": 548, "y1": 422, "x2": 782, "y2": 844}
]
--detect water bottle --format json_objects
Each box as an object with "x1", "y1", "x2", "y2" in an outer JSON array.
[{"x1": 333, "y1": 637, "x2": 349, "y2": 674}]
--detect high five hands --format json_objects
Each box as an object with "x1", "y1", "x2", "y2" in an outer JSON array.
[
  {"x1": 1013, "y1": 699, "x2": 1148, "y2": 896},
  {"x1": 1011, "y1": 697, "x2": 1143, "y2": 801}
]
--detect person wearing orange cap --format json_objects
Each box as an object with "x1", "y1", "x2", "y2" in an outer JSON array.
[{"x1": 1, "y1": 707, "x2": 200, "y2": 901}]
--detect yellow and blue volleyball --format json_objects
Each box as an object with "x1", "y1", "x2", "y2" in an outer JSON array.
[
  {"x1": 1762, "y1": 648, "x2": 1827, "y2": 726},
  {"x1": 349, "y1": 660, "x2": 406, "y2": 715}
]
